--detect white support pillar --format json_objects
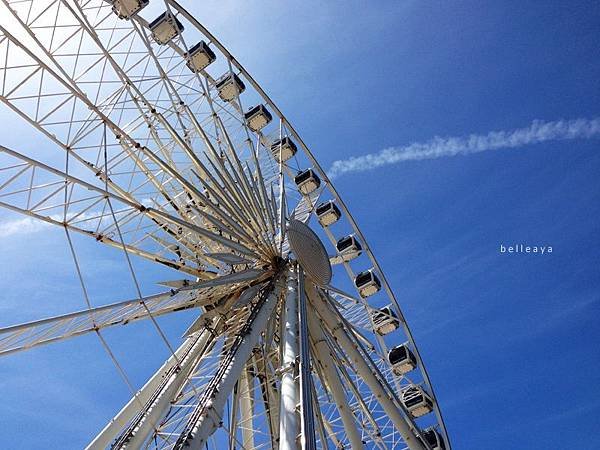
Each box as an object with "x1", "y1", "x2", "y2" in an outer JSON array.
[
  {"x1": 297, "y1": 268, "x2": 317, "y2": 450},
  {"x1": 86, "y1": 326, "x2": 215, "y2": 450},
  {"x1": 180, "y1": 276, "x2": 285, "y2": 450},
  {"x1": 252, "y1": 352, "x2": 280, "y2": 447},
  {"x1": 307, "y1": 313, "x2": 365, "y2": 450},
  {"x1": 279, "y1": 266, "x2": 301, "y2": 450},
  {"x1": 117, "y1": 326, "x2": 218, "y2": 449},
  {"x1": 307, "y1": 284, "x2": 426, "y2": 450},
  {"x1": 239, "y1": 366, "x2": 255, "y2": 449}
]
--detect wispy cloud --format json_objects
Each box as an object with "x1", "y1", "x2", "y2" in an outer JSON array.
[
  {"x1": 328, "y1": 117, "x2": 600, "y2": 178},
  {"x1": 0, "y1": 216, "x2": 50, "y2": 238},
  {"x1": 0, "y1": 208, "x2": 123, "y2": 239},
  {"x1": 0, "y1": 197, "x2": 158, "y2": 239}
]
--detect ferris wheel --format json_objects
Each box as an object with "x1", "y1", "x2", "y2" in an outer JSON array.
[{"x1": 0, "y1": 1, "x2": 451, "y2": 449}]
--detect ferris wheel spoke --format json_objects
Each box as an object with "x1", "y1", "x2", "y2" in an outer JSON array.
[
  {"x1": 213, "y1": 117, "x2": 277, "y2": 238},
  {"x1": 247, "y1": 157, "x2": 277, "y2": 241},
  {"x1": 0, "y1": 8, "x2": 271, "y2": 261},
  {"x1": 0, "y1": 280, "x2": 249, "y2": 356},
  {"x1": 323, "y1": 287, "x2": 424, "y2": 400},
  {"x1": 0, "y1": 145, "x2": 260, "y2": 273},
  {"x1": 110, "y1": 3, "x2": 279, "y2": 250},
  {"x1": 311, "y1": 321, "x2": 390, "y2": 449},
  {"x1": 325, "y1": 324, "x2": 403, "y2": 449},
  {"x1": 201, "y1": 147, "x2": 276, "y2": 256},
  {"x1": 197, "y1": 158, "x2": 273, "y2": 257},
  {"x1": 321, "y1": 245, "x2": 419, "y2": 399}
]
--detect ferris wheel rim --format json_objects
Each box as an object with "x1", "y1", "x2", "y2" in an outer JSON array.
[{"x1": 0, "y1": 0, "x2": 451, "y2": 447}]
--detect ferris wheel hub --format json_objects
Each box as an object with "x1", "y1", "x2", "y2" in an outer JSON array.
[{"x1": 286, "y1": 219, "x2": 331, "y2": 286}]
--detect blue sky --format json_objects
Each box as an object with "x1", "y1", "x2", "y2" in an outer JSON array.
[{"x1": 1, "y1": 1, "x2": 600, "y2": 448}]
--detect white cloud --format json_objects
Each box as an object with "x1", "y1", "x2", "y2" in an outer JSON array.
[
  {"x1": 0, "y1": 210, "x2": 113, "y2": 239},
  {"x1": 328, "y1": 117, "x2": 600, "y2": 178},
  {"x1": 0, "y1": 216, "x2": 50, "y2": 238}
]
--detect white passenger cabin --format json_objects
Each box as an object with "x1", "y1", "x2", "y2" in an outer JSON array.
[
  {"x1": 401, "y1": 385, "x2": 434, "y2": 418},
  {"x1": 294, "y1": 169, "x2": 321, "y2": 195},
  {"x1": 371, "y1": 305, "x2": 400, "y2": 335},
  {"x1": 244, "y1": 104, "x2": 273, "y2": 132},
  {"x1": 270, "y1": 137, "x2": 298, "y2": 163},
  {"x1": 388, "y1": 343, "x2": 417, "y2": 375},
  {"x1": 355, "y1": 269, "x2": 381, "y2": 298},
  {"x1": 316, "y1": 200, "x2": 341, "y2": 226},
  {"x1": 149, "y1": 12, "x2": 184, "y2": 45},
  {"x1": 336, "y1": 235, "x2": 362, "y2": 261},
  {"x1": 186, "y1": 41, "x2": 216, "y2": 72},
  {"x1": 110, "y1": 0, "x2": 148, "y2": 19},
  {"x1": 216, "y1": 73, "x2": 246, "y2": 102},
  {"x1": 422, "y1": 427, "x2": 446, "y2": 450}
]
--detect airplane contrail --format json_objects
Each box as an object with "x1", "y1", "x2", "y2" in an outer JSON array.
[{"x1": 327, "y1": 117, "x2": 600, "y2": 178}]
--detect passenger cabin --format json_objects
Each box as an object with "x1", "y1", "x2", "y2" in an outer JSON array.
[
  {"x1": 422, "y1": 427, "x2": 446, "y2": 450},
  {"x1": 186, "y1": 41, "x2": 216, "y2": 73},
  {"x1": 316, "y1": 200, "x2": 341, "y2": 226},
  {"x1": 216, "y1": 73, "x2": 246, "y2": 102},
  {"x1": 149, "y1": 12, "x2": 184, "y2": 45},
  {"x1": 110, "y1": 0, "x2": 148, "y2": 19},
  {"x1": 270, "y1": 137, "x2": 298, "y2": 163},
  {"x1": 388, "y1": 343, "x2": 417, "y2": 375},
  {"x1": 244, "y1": 104, "x2": 272, "y2": 132},
  {"x1": 401, "y1": 385, "x2": 434, "y2": 418},
  {"x1": 336, "y1": 235, "x2": 362, "y2": 261},
  {"x1": 371, "y1": 305, "x2": 400, "y2": 335},
  {"x1": 294, "y1": 169, "x2": 320, "y2": 195},
  {"x1": 355, "y1": 269, "x2": 381, "y2": 298}
]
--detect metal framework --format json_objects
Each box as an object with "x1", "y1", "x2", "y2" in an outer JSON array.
[{"x1": 0, "y1": 0, "x2": 450, "y2": 449}]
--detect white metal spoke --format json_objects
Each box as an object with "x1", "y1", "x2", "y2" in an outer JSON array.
[{"x1": 0, "y1": 276, "x2": 256, "y2": 355}]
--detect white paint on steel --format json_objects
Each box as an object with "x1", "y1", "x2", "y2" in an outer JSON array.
[
  {"x1": 180, "y1": 275, "x2": 284, "y2": 449},
  {"x1": 167, "y1": 5, "x2": 451, "y2": 444},
  {"x1": 114, "y1": 325, "x2": 218, "y2": 449},
  {"x1": 239, "y1": 367, "x2": 256, "y2": 450},
  {"x1": 307, "y1": 312, "x2": 364, "y2": 450},
  {"x1": 279, "y1": 266, "x2": 301, "y2": 450},
  {"x1": 86, "y1": 330, "x2": 212, "y2": 450},
  {"x1": 307, "y1": 283, "x2": 426, "y2": 450}
]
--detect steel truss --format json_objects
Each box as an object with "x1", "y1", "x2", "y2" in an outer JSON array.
[{"x1": 0, "y1": 1, "x2": 450, "y2": 449}]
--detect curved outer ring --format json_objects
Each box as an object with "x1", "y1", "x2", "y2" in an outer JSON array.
[{"x1": 168, "y1": 2, "x2": 450, "y2": 447}]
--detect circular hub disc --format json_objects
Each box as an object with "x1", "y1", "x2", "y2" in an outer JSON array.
[{"x1": 287, "y1": 219, "x2": 332, "y2": 286}]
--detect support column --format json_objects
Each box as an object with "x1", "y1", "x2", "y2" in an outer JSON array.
[
  {"x1": 239, "y1": 366, "x2": 255, "y2": 449},
  {"x1": 307, "y1": 313, "x2": 364, "y2": 450},
  {"x1": 279, "y1": 265, "x2": 301, "y2": 450},
  {"x1": 252, "y1": 352, "x2": 280, "y2": 447},
  {"x1": 307, "y1": 284, "x2": 426, "y2": 450},
  {"x1": 176, "y1": 275, "x2": 285, "y2": 450},
  {"x1": 87, "y1": 324, "x2": 216, "y2": 450},
  {"x1": 297, "y1": 268, "x2": 317, "y2": 450},
  {"x1": 117, "y1": 327, "x2": 217, "y2": 449}
]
